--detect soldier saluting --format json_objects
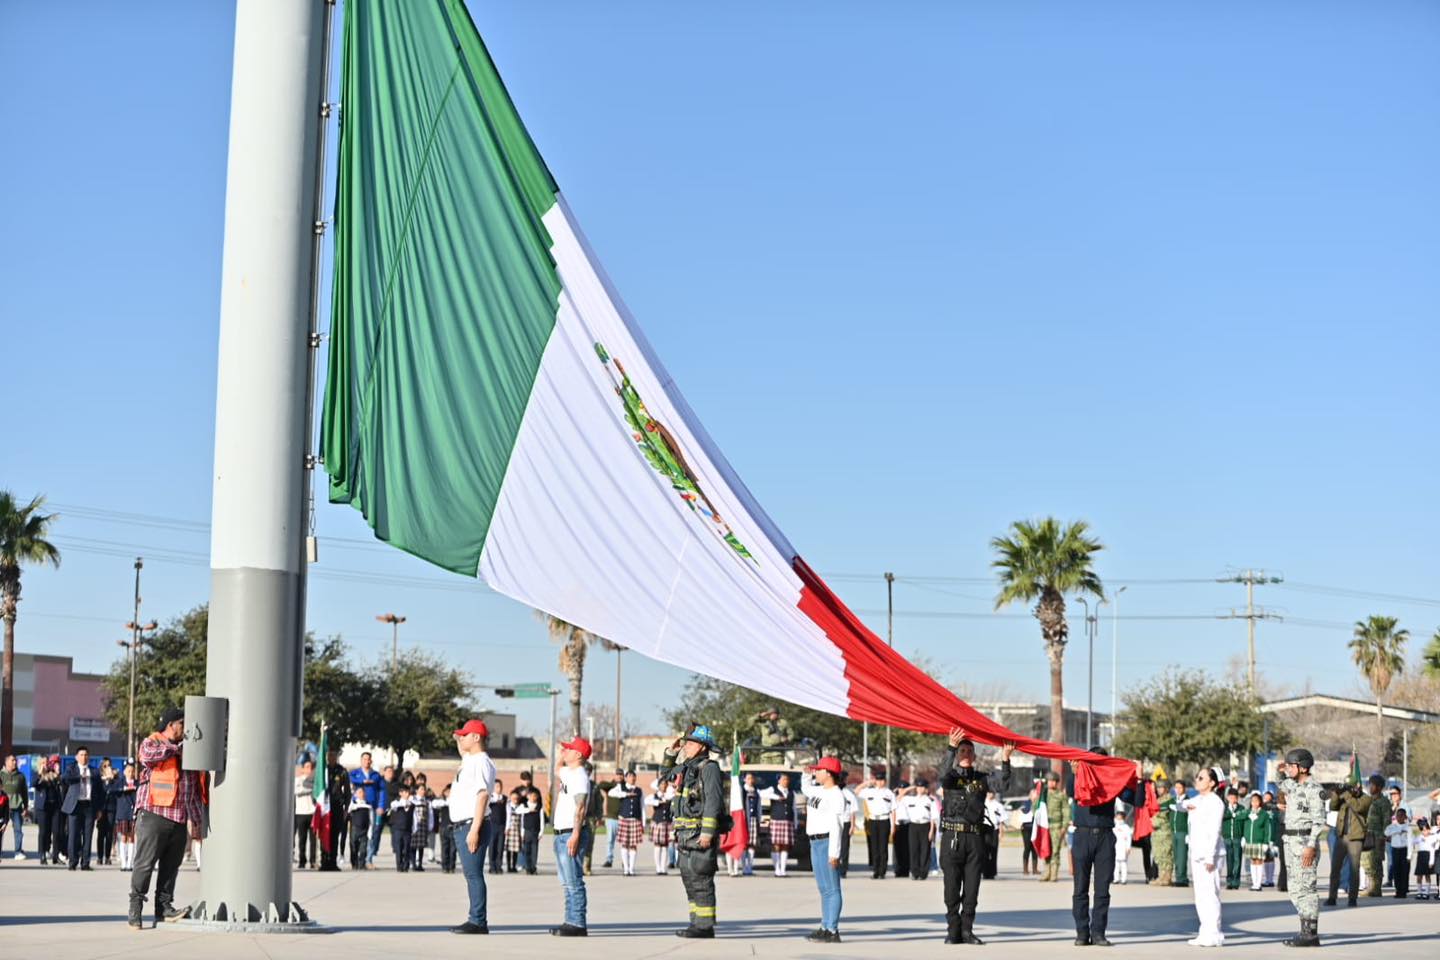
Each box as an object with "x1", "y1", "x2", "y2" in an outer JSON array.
[
  {"x1": 659, "y1": 724, "x2": 725, "y2": 938},
  {"x1": 936, "y1": 726, "x2": 1016, "y2": 945},
  {"x1": 1278, "y1": 748, "x2": 1327, "y2": 948}
]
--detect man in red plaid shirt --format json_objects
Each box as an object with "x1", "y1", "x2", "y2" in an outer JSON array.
[{"x1": 128, "y1": 706, "x2": 204, "y2": 930}]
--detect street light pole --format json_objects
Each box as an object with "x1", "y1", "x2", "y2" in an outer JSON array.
[
  {"x1": 376, "y1": 613, "x2": 407, "y2": 670},
  {"x1": 128, "y1": 556, "x2": 142, "y2": 757},
  {"x1": 884, "y1": 571, "x2": 895, "y2": 785},
  {"x1": 1110, "y1": 585, "x2": 1126, "y2": 746}
]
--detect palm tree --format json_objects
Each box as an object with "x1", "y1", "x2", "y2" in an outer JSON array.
[
  {"x1": 1, "y1": 492, "x2": 61, "y2": 754},
  {"x1": 539, "y1": 613, "x2": 618, "y2": 738},
  {"x1": 1422, "y1": 629, "x2": 1440, "y2": 679},
  {"x1": 1349, "y1": 615, "x2": 1408, "y2": 765},
  {"x1": 991, "y1": 518, "x2": 1104, "y2": 747}
]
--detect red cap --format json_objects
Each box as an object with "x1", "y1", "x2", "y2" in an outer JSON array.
[
  {"x1": 49, "y1": 754, "x2": 61, "y2": 765},
  {"x1": 559, "y1": 737, "x2": 593, "y2": 760},
  {"x1": 453, "y1": 719, "x2": 488, "y2": 738},
  {"x1": 809, "y1": 756, "x2": 844, "y2": 776}
]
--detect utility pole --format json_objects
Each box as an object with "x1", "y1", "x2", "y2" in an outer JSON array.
[
  {"x1": 119, "y1": 556, "x2": 158, "y2": 759},
  {"x1": 1076, "y1": 597, "x2": 1097, "y2": 748},
  {"x1": 1219, "y1": 570, "x2": 1283, "y2": 697},
  {"x1": 884, "y1": 571, "x2": 894, "y2": 785},
  {"x1": 198, "y1": 0, "x2": 330, "y2": 928},
  {"x1": 615, "y1": 646, "x2": 623, "y2": 766},
  {"x1": 376, "y1": 612, "x2": 407, "y2": 671},
  {"x1": 1109, "y1": 585, "x2": 1126, "y2": 747}
]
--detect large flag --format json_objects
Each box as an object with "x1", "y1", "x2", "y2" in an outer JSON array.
[
  {"x1": 311, "y1": 726, "x2": 332, "y2": 852},
  {"x1": 1347, "y1": 748, "x2": 1362, "y2": 786},
  {"x1": 1032, "y1": 781, "x2": 1052, "y2": 862},
  {"x1": 322, "y1": 0, "x2": 1135, "y2": 803},
  {"x1": 720, "y1": 745, "x2": 750, "y2": 860}
]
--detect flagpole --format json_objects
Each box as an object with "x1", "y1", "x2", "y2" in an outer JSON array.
[{"x1": 194, "y1": 0, "x2": 331, "y2": 929}]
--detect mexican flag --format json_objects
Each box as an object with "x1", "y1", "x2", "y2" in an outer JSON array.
[
  {"x1": 1032, "y1": 781, "x2": 1053, "y2": 862},
  {"x1": 323, "y1": 0, "x2": 1136, "y2": 804},
  {"x1": 1347, "y1": 749, "x2": 1362, "y2": 786},
  {"x1": 720, "y1": 745, "x2": 750, "y2": 859},
  {"x1": 311, "y1": 726, "x2": 332, "y2": 852}
]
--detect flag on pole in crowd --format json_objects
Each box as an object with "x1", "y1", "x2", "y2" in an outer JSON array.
[
  {"x1": 312, "y1": 725, "x2": 332, "y2": 852},
  {"x1": 1347, "y1": 746, "x2": 1362, "y2": 785},
  {"x1": 720, "y1": 744, "x2": 750, "y2": 859},
  {"x1": 1033, "y1": 780, "x2": 1052, "y2": 862},
  {"x1": 322, "y1": 0, "x2": 1136, "y2": 803}
]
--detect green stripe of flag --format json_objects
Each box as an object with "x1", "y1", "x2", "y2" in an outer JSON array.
[{"x1": 323, "y1": 0, "x2": 562, "y2": 575}]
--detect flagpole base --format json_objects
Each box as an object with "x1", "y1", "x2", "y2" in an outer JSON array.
[{"x1": 175, "y1": 901, "x2": 327, "y2": 933}]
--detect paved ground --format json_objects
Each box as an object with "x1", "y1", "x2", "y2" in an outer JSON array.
[{"x1": 1, "y1": 841, "x2": 1435, "y2": 958}]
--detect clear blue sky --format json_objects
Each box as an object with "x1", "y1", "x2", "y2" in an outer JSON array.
[{"x1": 4, "y1": 1, "x2": 1438, "y2": 747}]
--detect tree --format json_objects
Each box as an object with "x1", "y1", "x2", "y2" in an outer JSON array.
[
  {"x1": 1113, "y1": 668, "x2": 1283, "y2": 772},
  {"x1": 103, "y1": 604, "x2": 370, "y2": 752},
  {"x1": 991, "y1": 517, "x2": 1104, "y2": 747},
  {"x1": 540, "y1": 613, "x2": 616, "y2": 738},
  {"x1": 363, "y1": 648, "x2": 477, "y2": 768},
  {"x1": 1349, "y1": 615, "x2": 1408, "y2": 765},
  {"x1": 664, "y1": 674, "x2": 939, "y2": 768},
  {"x1": 0, "y1": 491, "x2": 61, "y2": 754},
  {"x1": 1422, "y1": 629, "x2": 1440, "y2": 680}
]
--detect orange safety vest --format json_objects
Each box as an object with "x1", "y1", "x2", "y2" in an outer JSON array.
[{"x1": 147, "y1": 733, "x2": 180, "y2": 808}]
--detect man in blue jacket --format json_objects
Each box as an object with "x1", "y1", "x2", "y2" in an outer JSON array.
[
  {"x1": 349, "y1": 752, "x2": 386, "y2": 869},
  {"x1": 60, "y1": 748, "x2": 98, "y2": 870}
]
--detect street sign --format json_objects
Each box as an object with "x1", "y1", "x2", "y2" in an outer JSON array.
[{"x1": 514, "y1": 689, "x2": 552, "y2": 699}]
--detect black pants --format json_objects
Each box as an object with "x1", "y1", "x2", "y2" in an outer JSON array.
[
  {"x1": 678, "y1": 842, "x2": 719, "y2": 929},
  {"x1": 522, "y1": 830, "x2": 540, "y2": 874},
  {"x1": 392, "y1": 829, "x2": 411, "y2": 871},
  {"x1": 442, "y1": 825, "x2": 458, "y2": 872},
  {"x1": 130, "y1": 811, "x2": 188, "y2": 916},
  {"x1": 1072, "y1": 827, "x2": 1117, "y2": 940},
  {"x1": 1327, "y1": 837, "x2": 1363, "y2": 904},
  {"x1": 1278, "y1": 841, "x2": 1289, "y2": 891},
  {"x1": 893, "y1": 822, "x2": 910, "y2": 877},
  {"x1": 349, "y1": 822, "x2": 369, "y2": 868},
  {"x1": 486, "y1": 818, "x2": 504, "y2": 872},
  {"x1": 909, "y1": 824, "x2": 932, "y2": 879},
  {"x1": 96, "y1": 812, "x2": 115, "y2": 862},
  {"x1": 321, "y1": 811, "x2": 344, "y2": 870},
  {"x1": 1392, "y1": 849, "x2": 1410, "y2": 898},
  {"x1": 294, "y1": 813, "x2": 315, "y2": 867},
  {"x1": 866, "y1": 819, "x2": 891, "y2": 878},
  {"x1": 839, "y1": 828, "x2": 852, "y2": 877},
  {"x1": 940, "y1": 830, "x2": 985, "y2": 937},
  {"x1": 37, "y1": 806, "x2": 60, "y2": 861},
  {"x1": 66, "y1": 801, "x2": 95, "y2": 867},
  {"x1": 1138, "y1": 835, "x2": 1153, "y2": 880},
  {"x1": 982, "y1": 826, "x2": 999, "y2": 879},
  {"x1": 1022, "y1": 826, "x2": 1038, "y2": 872}
]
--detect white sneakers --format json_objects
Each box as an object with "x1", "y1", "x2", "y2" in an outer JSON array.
[{"x1": 14, "y1": 852, "x2": 27, "y2": 861}]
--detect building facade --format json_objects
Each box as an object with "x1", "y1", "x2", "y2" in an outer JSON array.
[{"x1": 4, "y1": 652, "x2": 127, "y2": 755}]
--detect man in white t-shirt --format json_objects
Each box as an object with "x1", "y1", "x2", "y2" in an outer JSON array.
[
  {"x1": 858, "y1": 772, "x2": 897, "y2": 879},
  {"x1": 550, "y1": 736, "x2": 594, "y2": 937},
  {"x1": 449, "y1": 719, "x2": 498, "y2": 935}
]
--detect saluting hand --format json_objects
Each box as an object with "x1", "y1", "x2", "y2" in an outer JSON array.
[
  {"x1": 947, "y1": 727, "x2": 967, "y2": 748},
  {"x1": 1000, "y1": 741, "x2": 1016, "y2": 762}
]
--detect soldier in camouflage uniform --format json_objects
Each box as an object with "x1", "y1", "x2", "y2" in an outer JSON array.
[
  {"x1": 1278, "y1": 748, "x2": 1327, "y2": 948},
  {"x1": 1363, "y1": 775, "x2": 1392, "y2": 897},
  {"x1": 659, "y1": 725, "x2": 725, "y2": 938},
  {"x1": 1152, "y1": 780, "x2": 1174, "y2": 885}
]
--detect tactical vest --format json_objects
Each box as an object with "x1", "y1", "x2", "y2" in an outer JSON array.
[
  {"x1": 674, "y1": 759, "x2": 719, "y2": 833},
  {"x1": 940, "y1": 768, "x2": 988, "y2": 827}
]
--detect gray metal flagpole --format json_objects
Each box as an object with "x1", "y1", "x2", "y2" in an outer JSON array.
[{"x1": 190, "y1": 0, "x2": 331, "y2": 929}]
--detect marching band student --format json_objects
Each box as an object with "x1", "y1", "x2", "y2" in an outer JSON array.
[
  {"x1": 1183, "y1": 768, "x2": 1227, "y2": 947},
  {"x1": 647, "y1": 779, "x2": 677, "y2": 874},
  {"x1": 760, "y1": 774, "x2": 798, "y2": 877},
  {"x1": 608, "y1": 771, "x2": 647, "y2": 876},
  {"x1": 801, "y1": 757, "x2": 849, "y2": 943}
]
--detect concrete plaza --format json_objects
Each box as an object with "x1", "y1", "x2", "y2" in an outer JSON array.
[{"x1": 1, "y1": 842, "x2": 1434, "y2": 958}]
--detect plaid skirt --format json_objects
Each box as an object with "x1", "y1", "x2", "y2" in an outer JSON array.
[
  {"x1": 616, "y1": 817, "x2": 645, "y2": 849},
  {"x1": 768, "y1": 818, "x2": 794, "y2": 849},
  {"x1": 504, "y1": 815, "x2": 522, "y2": 853},
  {"x1": 410, "y1": 825, "x2": 428, "y2": 850},
  {"x1": 649, "y1": 820, "x2": 674, "y2": 847},
  {"x1": 746, "y1": 814, "x2": 758, "y2": 846},
  {"x1": 1243, "y1": 842, "x2": 1270, "y2": 860}
]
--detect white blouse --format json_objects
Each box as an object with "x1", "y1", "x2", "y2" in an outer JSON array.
[
  {"x1": 1184, "y1": 791, "x2": 1225, "y2": 866},
  {"x1": 800, "y1": 774, "x2": 846, "y2": 851}
]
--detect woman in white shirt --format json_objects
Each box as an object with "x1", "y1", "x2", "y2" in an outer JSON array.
[
  {"x1": 801, "y1": 757, "x2": 849, "y2": 944},
  {"x1": 1183, "y1": 768, "x2": 1227, "y2": 947}
]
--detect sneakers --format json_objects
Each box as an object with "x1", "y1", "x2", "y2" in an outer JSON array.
[
  {"x1": 450, "y1": 922, "x2": 489, "y2": 934},
  {"x1": 157, "y1": 906, "x2": 189, "y2": 923},
  {"x1": 550, "y1": 924, "x2": 588, "y2": 937},
  {"x1": 14, "y1": 852, "x2": 26, "y2": 861}
]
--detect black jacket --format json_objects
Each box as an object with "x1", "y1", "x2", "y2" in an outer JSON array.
[{"x1": 937, "y1": 750, "x2": 1012, "y2": 826}]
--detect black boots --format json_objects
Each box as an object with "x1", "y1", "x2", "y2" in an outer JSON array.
[
  {"x1": 127, "y1": 900, "x2": 144, "y2": 931},
  {"x1": 1282, "y1": 917, "x2": 1321, "y2": 948}
]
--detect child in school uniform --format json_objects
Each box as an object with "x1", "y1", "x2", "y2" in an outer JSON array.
[
  {"x1": 436, "y1": 784, "x2": 456, "y2": 874},
  {"x1": 1409, "y1": 816, "x2": 1435, "y2": 899},
  {"x1": 1113, "y1": 809, "x2": 1134, "y2": 884},
  {"x1": 409, "y1": 785, "x2": 430, "y2": 872},
  {"x1": 390, "y1": 785, "x2": 412, "y2": 871},
  {"x1": 504, "y1": 788, "x2": 524, "y2": 873},
  {"x1": 348, "y1": 784, "x2": 372, "y2": 870},
  {"x1": 1383, "y1": 807, "x2": 1414, "y2": 898}
]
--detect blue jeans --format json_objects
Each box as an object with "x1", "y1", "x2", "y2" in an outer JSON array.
[
  {"x1": 454, "y1": 821, "x2": 491, "y2": 926},
  {"x1": 554, "y1": 827, "x2": 589, "y2": 928},
  {"x1": 369, "y1": 813, "x2": 384, "y2": 864},
  {"x1": 10, "y1": 810, "x2": 24, "y2": 853},
  {"x1": 605, "y1": 818, "x2": 619, "y2": 863},
  {"x1": 810, "y1": 837, "x2": 843, "y2": 931}
]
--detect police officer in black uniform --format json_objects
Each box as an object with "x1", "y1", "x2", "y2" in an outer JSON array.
[
  {"x1": 659, "y1": 724, "x2": 725, "y2": 938},
  {"x1": 937, "y1": 726, "x2": 1016, "y2": 945},
  {"x1": 1069, "y1": 747, "x2": 1143, "y2": 947}
]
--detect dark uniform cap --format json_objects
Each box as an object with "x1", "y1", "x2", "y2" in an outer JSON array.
[
  {"x1": 157, "y1": 707, "x2": 185, "y2": 731},
  {"x1": 1284, "y1": 748, "x2": 1314, "y2": 769}
]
